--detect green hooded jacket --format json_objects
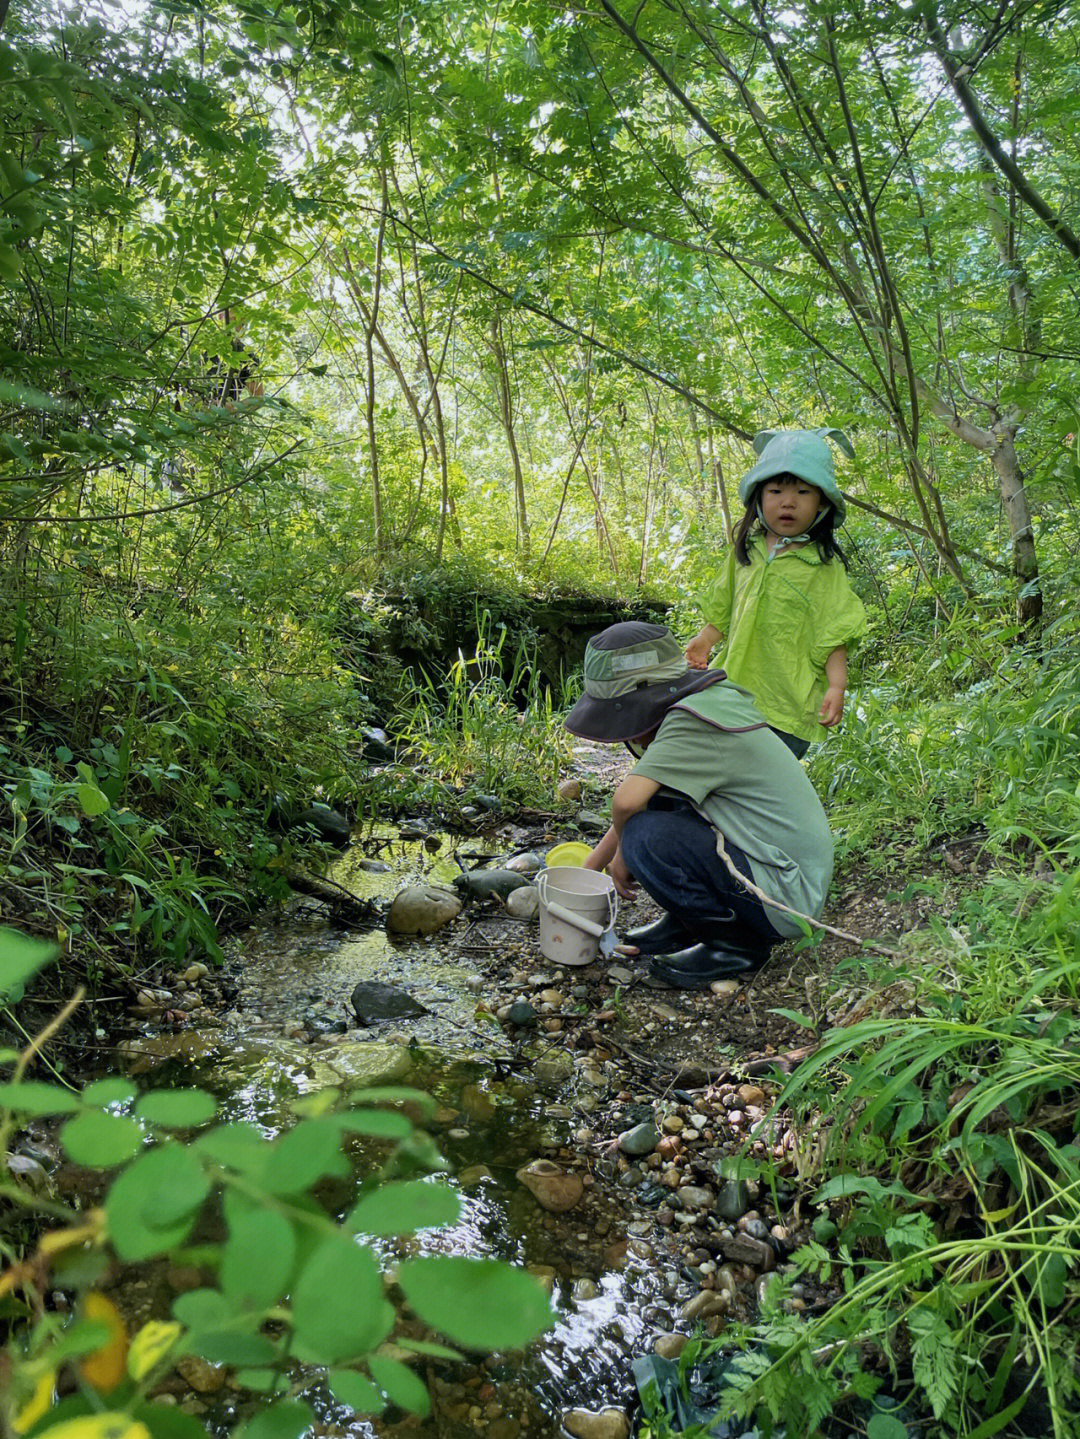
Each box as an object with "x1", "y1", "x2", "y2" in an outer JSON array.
[{"x1": 698, "y1": 535, "x2": 868, "y2": 743}]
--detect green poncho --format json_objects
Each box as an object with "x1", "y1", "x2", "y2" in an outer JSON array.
[{"x1": 698, "y1": 535, "x2": 868, "y2": 744}]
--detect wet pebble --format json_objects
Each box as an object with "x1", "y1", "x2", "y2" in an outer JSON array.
[
  {"x1": 506, "y1": 851, "x2": 543, "y2": 874},
  {"x1": 737, "y1": 1084, "x2": 766, "y2": 1106},
  {"x1": 653, "y1": 1332, "x2": 687, "y2": 1360},
  {"x1": 564, "y1": 1409, "x2": 630, "y2": 1439},
  {"x1": 680, "y1": 1290, "x2": 728, "y2": 1321},
  {"x1": 756, "y1": 1273, "x2": 779, "y2": 1307},
  {"x1": 618, "y1": 1121, "x2": 659, "y2": 1156},
  {"x1": 516, "y1": 1159, "x2": 584, "y2": 1212},
  {"x1": 674, "y1": 1186, "x2": 713, "y2": 1211},
  {"x1": 176, "y1": 1356, "x2": 226, "y2": 1394},
  {"x1": 719, "y1": 1179, "x2": 753, "y2": 1226},
  {"x1": 507, "y1": 886, "x2": 540, "y2": 919}
]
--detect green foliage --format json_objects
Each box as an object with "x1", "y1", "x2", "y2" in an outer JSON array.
[
  {"x1": 812, "y1": 611, "x2": 1080, "y2": 864},
  {"x1": 698, "y1": 809, "x2": 1080, "y2": 1437},
  {"x1": 0, "y1": 935, "x2": 554, "y2": 1439},
  {"x1": 395, "y1": 610, "x2": 572, "y2": 808}
]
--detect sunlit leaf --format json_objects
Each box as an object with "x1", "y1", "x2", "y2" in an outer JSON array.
[
  {"x1": 192, "y1": 1122, "x2": 268, "y2": 1173},
  {"x1": 77, "y1": 1294, "x2": 128, "y2": 1393},
  {"x1": 35, "y1": 1415, "x2": 150, "y2": 1439},
  {"x1": 0, "y1": 1081, "x2": 81, "y2": 1116},
  {"x1": 397, "y1": 1257, "x2": 554, "y2": 1350},
  {"x1": 291, "y1": 1238, "x2": 392, "y2": 1364},
  {"x1": 60, "y1": 1111, "x2": 143, "y2": 1168},
  {"x1": 82, "y1": 1079, "x2": 137, "y2": 1108},
  {"x1": 235, "y1": 1400, "x2": 313, "y2": 1439},
  {"x1": 367, "y1": 1354, "x2": 430, "y2": 1417},
  {"x1": 127, "y1": 1321, "x2": 183, "y2": 1381},
  {"x1": 0, "y1": 929, "x2": 59, "y2": 1002},
  {"x1": 221, "y1": 1209, "x2": 296, "y2": 1311},
  {"x1": 105, "y1": 1147, "x2": 206, "y2": 1259},
  {"x1": 77, "y1": 784, "x2": 110, "y2": 817},
  {"x1": 327, "y1": 1370, "x2": 384, "y2": 1414},
  {"x1": 349, "y1": 1180, "x2": 460, "y2": 1236},
  {"x1": 262, "y1": 1118, "x2": 349, "y2": 1195},
  {"x1": 135, "y1": 1089, "x2": 217, "y2": 1129}
]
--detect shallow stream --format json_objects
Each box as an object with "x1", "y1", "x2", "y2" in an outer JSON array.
[{"x1": 118, "y1": 820, "x2": 675, "y2": 1439}]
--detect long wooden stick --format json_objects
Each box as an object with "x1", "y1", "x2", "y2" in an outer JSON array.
[{"x1": 714, "y1": 832, "x2": 904, "y2": 961}]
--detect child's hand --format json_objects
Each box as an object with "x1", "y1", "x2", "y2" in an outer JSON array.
[
  {"x1": 685, "y1": 635, "x2": 712, "y2": 670},
  {"x1": 819, "y1": 685, "x2": 846, "y2": 727},
  {"x1": 609, "y1": 850, "x2": 638, "y2": 900}
]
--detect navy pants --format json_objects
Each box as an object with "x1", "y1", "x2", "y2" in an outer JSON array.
[
  {"x1": 620, "y1": 798, "x2": 778, "y2": 953},
  {"x1": 771, "y1": 727, "x2": 810, "y2": 760}
]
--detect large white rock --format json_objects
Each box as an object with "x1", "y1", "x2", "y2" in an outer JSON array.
[
  {"x1": 387, "y1": 884, "x2": 462, "y2": 935},
  {"x1": 506, "y1": 885, "x2": 540, "y2": 920},
  {"x1": 328, "y1": 1043, "x2": 415, "y2": 1088}
]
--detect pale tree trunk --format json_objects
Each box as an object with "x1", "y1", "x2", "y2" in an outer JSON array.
[
  {"x1": 707, "y1": 430, "x2": 733, "y2": 542},
  {"x1": 362, "y1": 170, "x2": 389, "y2": 555},
  {"x1": 489, "y1": 316, "x2": 531, "y2": 560},
  {"x1": 991, "y1": 431, "x2": 1040, "y2": 627},
  {"x1": 537, "y1": 345, "x2": 619, "y2": 575},
  {"x1": 638, "y1": 388, "x2": 660, "y2": 586},
  {"x1": 387, "y1": 180, "x2": 462, "y2": 559}
]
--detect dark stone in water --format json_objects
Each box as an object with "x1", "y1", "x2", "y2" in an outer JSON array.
[
  {"x1": 293, "y1": 804, "x2": 351, "y2": 847},
  {"x1": 508, "y1": 999, "x2": 537, "y2": 1026},
  {"x1": 350, "y1": 981, "x2": 430, "y2": 1026},
  {"x1": 362, "y1": 727, "x2": 396, "y2": 762},
  {"x1": 637, "y1": 1181, "x2": 668, "y2": 1208},
  {"x1": 452, "y1": 869, "x2": 531, "y2": 901}
]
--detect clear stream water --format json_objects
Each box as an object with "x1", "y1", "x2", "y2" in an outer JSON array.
[{"x1": 121, "y1": 822, "x2": 677, "y2": 1438}]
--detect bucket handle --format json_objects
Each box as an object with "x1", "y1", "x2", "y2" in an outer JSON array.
[{"x1": 537, "y1": 873, "x2": 618, "y2": 938}]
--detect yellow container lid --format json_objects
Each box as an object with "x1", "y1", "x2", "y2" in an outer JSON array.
[{"x1": 545, "y1": 841, "x2": 592, "y2": 869}]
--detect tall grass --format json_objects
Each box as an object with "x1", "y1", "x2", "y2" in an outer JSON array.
[
  {"x1": 394, "y1": 610, "x2": 572, "y2": 809},
  {"x1": 666, "y1": 624, "x2": 1080, "y2": 1439}
]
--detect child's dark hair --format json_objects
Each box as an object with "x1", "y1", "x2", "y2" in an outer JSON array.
[{"x1": 734, "y1": 475, "x2": 849, "y2": 567}]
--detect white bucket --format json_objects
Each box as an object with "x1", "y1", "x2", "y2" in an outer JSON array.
[{"x1": 537, "y1": 867, "x2": 618, "y2": 967}]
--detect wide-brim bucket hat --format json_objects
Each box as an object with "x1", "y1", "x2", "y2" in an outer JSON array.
[
  {"x1": 737, "y1": 428, "x2": 854, "y2": 519},
  {"x1": 564, "y1": 622, "x2": 726, "y2": 743}
]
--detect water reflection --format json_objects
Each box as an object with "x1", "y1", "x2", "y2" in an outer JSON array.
[{"x1": 127, "y1": 825, "x2": 652, "y2": 1436}]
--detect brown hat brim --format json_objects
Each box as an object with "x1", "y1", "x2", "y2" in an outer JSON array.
[{"x1": 564, "y1": 668, "x2": 726, "y2": 743}]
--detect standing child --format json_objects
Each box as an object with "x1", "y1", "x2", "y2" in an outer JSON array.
[{"x1": 685, "y1": 429, "x2": 867, "y2": 758}]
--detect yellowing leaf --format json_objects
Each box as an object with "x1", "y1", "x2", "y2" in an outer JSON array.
[
  {"x1": 37, "y1": 1416, "x2": 151, "y2": 1439},
  {"x1": 13, "y1": 1368, "x2": 56, "y2": 1433},
  {"x1": 127, "y1": 1320, "x2": 182, "y2": 1381},
  {"x1": 77, "y1": 1293, "x2": 128, "y2": 1392},
  {"x1": 38, "y1": 1213, "x2": 106, "y2": 1256}
]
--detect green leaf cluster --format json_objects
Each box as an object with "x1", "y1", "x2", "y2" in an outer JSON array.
[{"x1": 2, "y1": 1068, "x2": 554, "y2": 1439}]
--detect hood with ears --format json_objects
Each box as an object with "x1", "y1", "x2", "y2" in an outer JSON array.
[{"x1": 737, "y1": 428, "x2": 853, "y2": 519}]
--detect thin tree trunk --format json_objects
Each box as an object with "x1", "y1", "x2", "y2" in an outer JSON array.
[
  {"x1": 706, "y1": 430, "x2": 733, "y2": 541},
  {"x1": 990, "y1": 431, "x2": 1041, "y2": 627},
  {"x1": 363, "y1": 170, "x2": 389, "y2": 555},
  {"x1": 489, "y1": 316, "x2": 531, "y2": 560}
]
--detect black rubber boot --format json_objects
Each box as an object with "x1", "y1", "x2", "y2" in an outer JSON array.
[
  {"x1": 646, "y1": 941, "x2": 771, "y2": 990},
  {"x1": 621, "y1": 911, "x2": 693, "y2": 956}
]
